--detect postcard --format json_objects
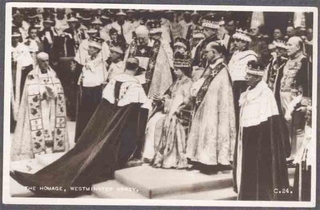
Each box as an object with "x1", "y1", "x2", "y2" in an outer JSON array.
[{"x1": 3, "y1": 2, "x2": 318, "y2": 208}]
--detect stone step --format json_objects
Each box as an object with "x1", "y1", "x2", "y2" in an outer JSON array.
[
  {"x1": 113, "y1": 165, "x2": 297, "y2": 199},
  {"x1": 115, "y1": 164, "x2": 233, "y2": 199},
  {"x1": 92, "y1": 179, "x2": 237, "y2": 200},
  {"x1": 92, "y1": 180, "x2": 147, "y2": 199},
  {"x1": 9, "y1": 156, "x2": 297, "y2": 199}
]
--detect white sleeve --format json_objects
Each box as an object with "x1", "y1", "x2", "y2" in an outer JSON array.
[
  {"x1": 102, "y1": 42, "x2": 111, "y2": 61},
  {"x1": 102, "y1": 79, "x2": 116, "y2": 103}
]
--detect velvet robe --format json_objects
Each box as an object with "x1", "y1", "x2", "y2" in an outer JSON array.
[
  {"x1": 233, "y1": 81, "x2": 291, "y2": 201},
  {"x1": 11, "y1": 74, "x2": 149, "y2": 197}
]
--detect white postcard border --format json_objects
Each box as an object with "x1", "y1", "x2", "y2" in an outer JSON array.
[{"x1": 3, "y1": 2, "x2": 318, "y2": 207}]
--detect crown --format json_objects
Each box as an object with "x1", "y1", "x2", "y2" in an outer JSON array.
[
  {"x1": 147, "y1": 19, "x2": 162, "y2": 34},
  {"x1": 174, "y1": 52, "x2": 192, "y2": 68},
  {"x1": 202, "y1": 15, "x2": 220, "y2": 29},
  {"x1": 174, "y1": 37, "x2": 189, "y2": 50},
  {"x1": 232, "y1": 28, "x2": 252, "y2": 42}
]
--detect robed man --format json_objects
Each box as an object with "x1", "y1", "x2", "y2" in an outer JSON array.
[
  {"x1": 11, "y1": 52, "x2": 69, "y2": 161},
  {"x1": 233, "y1": 60, "x2": 290, "y2": 200}
]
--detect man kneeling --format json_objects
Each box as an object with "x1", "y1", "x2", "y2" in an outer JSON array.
[{"x1": 10, "y1": 58, "x2": 150, "y2": 197}]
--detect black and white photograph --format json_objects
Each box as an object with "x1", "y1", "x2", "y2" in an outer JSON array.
[{"x1": 2, "y1": 2, "x2": 318, "y2": 208}]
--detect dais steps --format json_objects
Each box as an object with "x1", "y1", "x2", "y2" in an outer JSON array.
[
  {"x1": 92, "y1": 164, "x2": 236, "y2": 200},
  {"x1": 10, "y1": 153, "x2": 297, "y2": 200}
]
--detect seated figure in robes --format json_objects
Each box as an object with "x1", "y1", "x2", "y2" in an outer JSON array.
[
  {"x1": 10, "y1": 58, "x2": 150, "y2": 197},
  {"x1": 186, "y1": 41, "x2": 236, "y2": 174},
  {"x1": 233, "y1": 60, "x2": 290, "y2": 201},
  {"x1": 150, "y1": 52, "x2": 193, "y2": 169},
  {"x1": 142, "y1": 38, "x2": 191, "y2": 164},
  {"x1": 11, "y1": 52, "x2": 69, "y2": 161}
]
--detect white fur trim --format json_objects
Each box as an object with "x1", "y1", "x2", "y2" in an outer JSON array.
[
  {"x1": 103, "y1": 74, "x2": 150, "y2": 109},
  {"x1": 239, "y1": 81, "x2": 279, "y2": 127},
  {"x1": 233, "y1": 33, "x2": 251, "y2": 43}
]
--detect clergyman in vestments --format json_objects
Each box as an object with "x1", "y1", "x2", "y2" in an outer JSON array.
[
  {"x1": 186, "y1": 41, "x2": 236, "y2": 174},
  {"x1": 11, "y1": 52, "x2": 69, "y2": 161},
  {"x1": 10, "y1": 58, "x2": 150, "y2": 197}
]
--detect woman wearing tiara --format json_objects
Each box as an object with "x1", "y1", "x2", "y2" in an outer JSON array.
[
  {"x1": 142, "y1": 38, "x2": 191, "y2": 166},
  {"x1": 150, "y1": 52, "x2": 193, "y2": 169}
]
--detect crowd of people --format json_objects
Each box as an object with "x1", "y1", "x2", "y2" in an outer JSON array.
[{"x1": 10, "y1": 7, "x2": 313, "y2": 201}]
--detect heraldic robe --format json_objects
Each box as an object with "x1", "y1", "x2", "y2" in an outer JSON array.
[
  {"x1": 125, "y1": 39, "x2": 173, "y2": 97},
  {"x1": 148, "y1": 76, "x2": 193, "y2": 169},
  {"x1": 10, "y1": 73, "x2": 149, "y2": 197},
  {"x1": 186, "y1": 58, "x2": 236, "y2": 166},
  {"x1": 11, "y1": 67, "x2": 69, "y2": 161},
  {"x1": 234, "y1": 80, "x2": 290, "y2": 200}
]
